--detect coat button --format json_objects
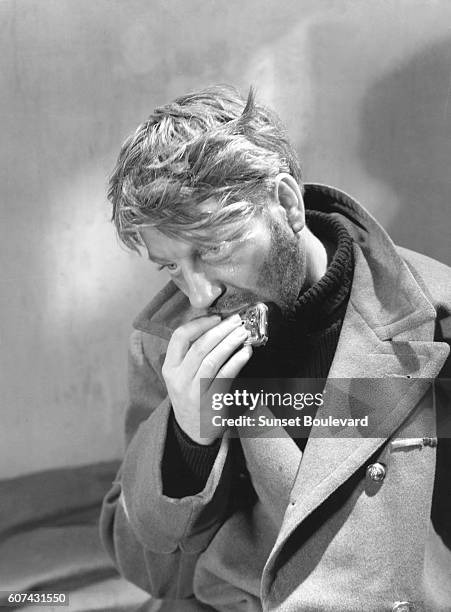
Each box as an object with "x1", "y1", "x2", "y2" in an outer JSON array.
[
  {"x1": 366, "y1": 462, "x2": 386, "y2": 482},
  {"x1": 392, "y1": 601, "x2": 415, "y2": 612}
]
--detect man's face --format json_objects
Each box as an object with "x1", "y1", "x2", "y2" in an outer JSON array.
[{"x1": 140, "y1": 202, "x2": 305, "y2": 317}]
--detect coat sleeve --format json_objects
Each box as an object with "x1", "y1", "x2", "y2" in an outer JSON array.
[{"x1": 99, "y1": 329, "x2": 235, "y2": 599}]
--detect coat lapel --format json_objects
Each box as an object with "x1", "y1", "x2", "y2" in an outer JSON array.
[
  {"x1": 262, "y1": 237, "x2": 450, "y2": 595},
  {"x1": 287, "y1": 300, "x2": 448, "y2": 518}
]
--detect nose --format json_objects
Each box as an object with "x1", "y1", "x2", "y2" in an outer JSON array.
[{"x1": 183, "y1": 268, "x2": 223, "y2": 310}]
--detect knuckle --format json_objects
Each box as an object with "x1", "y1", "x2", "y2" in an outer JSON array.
[
  {"x1": 190, "y1": 342, "x2": 206, "y2": 360},
  {"x1": 202, "y1": 356, "x2": 217, "y2": 373},
  {"x1": 171, "y1": 327, "x2": 184, "y2": 343},
  {"x1": 161, "y1": 363, "x2": 173, "y2": 382},
  {"x1": 237, "y1": 346, "x2": 252, "y2": 360}
]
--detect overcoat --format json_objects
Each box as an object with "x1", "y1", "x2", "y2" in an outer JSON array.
[{"x1": 100, "y1": 184, "x2": 451, "y2": 612}]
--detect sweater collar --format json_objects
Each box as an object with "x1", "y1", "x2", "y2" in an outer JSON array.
[{"x1": 288, "y1": 209, "x2": 354, "y2": 336}]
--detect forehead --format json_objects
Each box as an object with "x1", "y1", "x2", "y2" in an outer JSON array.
[
  {"x1": 140, "y1": 197, "x2": 269, "y2": 258},
  {"x1": 139, "y1": 206, "x2": 273, "y2": 262},
  {"x1": 140, "y1": 225, "x2": 192, "y2": 261}
]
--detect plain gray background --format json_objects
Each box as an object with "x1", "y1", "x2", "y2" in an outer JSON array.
[{"x1": 1, "y1": 0, "x2": 450, "y2": 477}]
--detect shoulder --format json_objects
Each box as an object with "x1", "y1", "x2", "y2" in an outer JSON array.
[
  {"x1": 131, "y1": 281, "x2": 203, "y2": 366},
  {"x1": 132, "y1": 281, "x2": 194, "y2": 340},
  {"x1": 397, "y1": 246, "x2": 451, "y2": 312}
]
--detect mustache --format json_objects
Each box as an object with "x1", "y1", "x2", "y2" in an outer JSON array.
[{"x1": 207, "y1": 292, "x2": 261, "y2": 316}]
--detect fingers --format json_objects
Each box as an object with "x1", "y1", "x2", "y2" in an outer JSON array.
[
  {"x1": 165, "y1": 313, "x2": 252, "y2": 387},
  {"x1": 172, "y1": 315, "x2": 247, "y2": 378},
  {"x1": 196, "y1": 325, "x2": 251, "y2": 379},
  {"x1": 216, "y1": 345, "x2": 253, "y2": 379},
  {"x1": 185, "y1": 314, "x2": 244, "y2": 372},
  {"x1": 165, "y1": 315, "x2": 221, "y2": 366}
]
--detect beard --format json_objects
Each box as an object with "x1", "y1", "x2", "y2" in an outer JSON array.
[
  {"x1": 208, "y1": 216, "x2": 305, "y2": 318},
  {"x1": 257, "y1": 216, "x2": 305, "y2": 315}
]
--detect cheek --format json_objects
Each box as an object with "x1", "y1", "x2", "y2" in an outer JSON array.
[
  {"x1": 233, "y1": 239, "x2": 270, "y2": 273},
  {"x1": 224, "y1": 261, "x2": 263, "y2": 289}
]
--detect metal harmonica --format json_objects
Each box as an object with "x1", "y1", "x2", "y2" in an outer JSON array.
[{"x1": 239, "y1": 303, "x2": 268, "y2": 347}]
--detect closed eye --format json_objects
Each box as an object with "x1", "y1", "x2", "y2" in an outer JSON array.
[
  {"x1": 157, "y1": 262, "x2": 178, "y2": 272},
  {"x1": 199, "y1": 242, "x2": 231, "y2": 262}
]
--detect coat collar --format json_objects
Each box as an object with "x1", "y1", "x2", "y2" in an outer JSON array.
[{"x1": 286, "y1": 241, "x2": 448, "y2": 504}]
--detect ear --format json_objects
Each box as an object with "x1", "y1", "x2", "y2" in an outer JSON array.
[{"x1": 273, "y1": 173, "x2": 305, "y2": 234}]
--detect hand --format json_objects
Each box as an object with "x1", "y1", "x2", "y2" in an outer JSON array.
[{"x1": 162, "y1": 314, "x2": 253, "y2": 444}]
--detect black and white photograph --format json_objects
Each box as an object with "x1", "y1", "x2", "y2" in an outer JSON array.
[{"x1": 1, "y1": 1, "x2": 450, "y2": 611}]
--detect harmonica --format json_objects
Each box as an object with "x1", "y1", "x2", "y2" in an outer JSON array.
[{"x1": 239, "y1": 303, "x2": 269, "y2": 347}]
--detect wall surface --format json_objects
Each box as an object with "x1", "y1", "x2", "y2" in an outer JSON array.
[{"x1": 1, "y1": 0, "x2": 450, "y2": 477}]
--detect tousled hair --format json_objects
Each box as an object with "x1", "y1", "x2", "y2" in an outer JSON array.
[{"x1": 108, "y1": 84, "x2": 302, "y2": 252}]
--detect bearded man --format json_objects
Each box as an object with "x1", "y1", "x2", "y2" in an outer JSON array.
[{"x1": 100, "y1": 85, "x2": 451, "y2": 612}]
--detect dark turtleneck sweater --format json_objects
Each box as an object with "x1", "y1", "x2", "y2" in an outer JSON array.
[{"x1": 162, "y1": 211, "x2": 355, "y2": 497}]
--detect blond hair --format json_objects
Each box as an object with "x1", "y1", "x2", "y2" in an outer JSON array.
[{"x1": 108, "y1": 85, "x2": 302, "y2": 252}]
